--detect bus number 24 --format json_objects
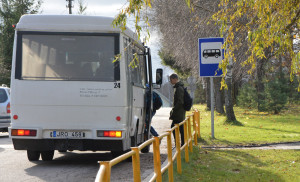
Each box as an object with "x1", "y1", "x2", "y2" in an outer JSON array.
[{"x1": 114, "y1": 83, "x2": 121, "y2": 88}]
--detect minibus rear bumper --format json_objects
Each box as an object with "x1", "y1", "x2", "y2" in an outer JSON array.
[{"x1": 12, "y1": 138, "x2": 125, "y2": 151}]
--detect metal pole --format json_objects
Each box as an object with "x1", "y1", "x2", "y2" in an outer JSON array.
[
  {"x1": 210, "y1": 77, "x2": 215, "y2": 139},
  {"x1": 168, "y1": 75, "x2": 172, "y2": 107},
  {"x1": 66, "y1": 0, "x2": 73, "y2": 14}
]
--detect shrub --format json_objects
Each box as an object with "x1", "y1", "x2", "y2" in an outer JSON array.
[
  {"x1": 264, "y1": 74, "x2": 288, "y2": 114},
  {"x1": 237, "y1": 83, "x2": 257, "y2": 109}
]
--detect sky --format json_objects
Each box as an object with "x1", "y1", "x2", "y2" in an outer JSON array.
[
  {"x1": 41, "y1": 0, "x2": 125, "y2": 17},
  {"x1": 40, "y1": 0, "x2": 173, "y2": 77}
]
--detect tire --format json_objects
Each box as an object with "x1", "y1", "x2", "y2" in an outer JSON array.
[
  {"x1": 111, "y1": 151, "x2": 123, "y2": 158},
  {"x1": 41, "y1": 150, "x2": 54, "y2": 161},
  {"x1": 111, "y1": 150, "x2": 133, "y2": 162},
  {"x1": 141, "y1": 132, "x2": 150, "y2": 153},
  {"x1": 141, "y1": 145, "x2": 150, "y2": 153},
  {"x1": 131, "y1": 127, "x2": 138, "y2": 147},
  {"x1": 215, "y1": 54, "x2": 219, "y2": 58},
  {"x1": 204, "y1": 54, "x2": 208, "y2": 58},
  {"x1": 27, "y1": 150, "x2": 40, "y2": 161}
]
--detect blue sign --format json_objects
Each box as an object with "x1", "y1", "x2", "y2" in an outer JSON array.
[{"x1": 198, "y1": 38, "x2": 224, "y2": 77}]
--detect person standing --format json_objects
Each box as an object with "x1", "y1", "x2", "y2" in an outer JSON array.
[{"x1": 169, "y1": 73, "x2": 186, "y2": 146}]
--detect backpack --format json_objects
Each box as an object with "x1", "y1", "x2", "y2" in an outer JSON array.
[
  {"x1": 153, "y1": 91, "x2": 163, "y2": 111},
  {"x1": 183, "y1": 87, "x2": 193, "y2": 111}
]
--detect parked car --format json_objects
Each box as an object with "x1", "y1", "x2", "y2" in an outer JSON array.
[{"x1": 0, "y1": 84, "x2": 10, "y2": 132}]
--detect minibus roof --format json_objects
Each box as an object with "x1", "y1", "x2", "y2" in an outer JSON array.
[{"x1": 16, "y1": 14, "x2": 140, "y2": 42}]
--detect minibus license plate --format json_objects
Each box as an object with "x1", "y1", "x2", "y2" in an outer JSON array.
[{"x1": 50, "y1": 131, "x2": 85, "y2": 138}]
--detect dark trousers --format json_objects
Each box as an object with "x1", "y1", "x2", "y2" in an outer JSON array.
[{"x1": 171, "y1": 120, "x2": 184, "y2": 146}]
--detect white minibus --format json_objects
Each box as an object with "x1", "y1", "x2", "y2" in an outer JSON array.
[{"x1": 9, "y1": 15, "x2": 162, "y2": 161}]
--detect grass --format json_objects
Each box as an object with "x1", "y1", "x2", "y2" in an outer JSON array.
[
  {"x1": 163, "y1": 147, "x2": 300, "y2": 182},
  {"x1": 189, "y1": 104, "x2": 300, "y2": 146},
  {"x1": 161, "y1": 105, "x2": 300, "y2": 182}
]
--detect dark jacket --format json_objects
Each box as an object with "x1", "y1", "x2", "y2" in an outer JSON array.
[{"x1": 170, "y1": 81, "x2": 186, "y2": 121}]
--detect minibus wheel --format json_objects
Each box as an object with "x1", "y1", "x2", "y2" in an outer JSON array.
[
  {"x1": 141, "y1": 133, "x2": 150, "y2": 153},
  {"x1": 111, "y1": 151, "x2": 123, "y2": 158},
  {"x1": 131, "y1": 127, "x2": 138, "y2": 147},
  {"x1": 141, "y1": 145, "x2": 150, "y2": 153},
  {"x1": 111, "y1": 150, "x2": 132, "y2": 162},
  {"x1": 27, "y1": 150, "x2": 40, "y2": 161},
  {"x1": 41, "y1": 150, "x2": 54, "y2": 161}
]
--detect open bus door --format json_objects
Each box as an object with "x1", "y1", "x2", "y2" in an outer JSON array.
[{"x1": 141, "y1": 46, "x2": 163, "y2": 153}]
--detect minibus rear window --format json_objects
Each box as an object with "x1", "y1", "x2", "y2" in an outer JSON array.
[
  {"x1": 15, "y1": 32, "x2": 120, "y2": 81},
  {"x1": 0, "y1": 89, "x2": 8, "y2": 103}
]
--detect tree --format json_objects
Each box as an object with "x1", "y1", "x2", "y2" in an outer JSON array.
[
  {"x1": 77, "y1": 0, "x2": 87, "y2": 15},
  {"x1": 114, "y1": 0, "x2": 299, "y2": 86},
  {"x1": 149, "y1": 0, "x2": 234, "y2": 118},
  {"x1": 213, "y1": 0, "x2": 300, "y2": 90},
  {"x1": 224, "y1": 57, "x2": 236, "y2": 121},
  {"x1": 0, "y1": 0, "x2": 42, "y2": 85},
  {"x1": 215, "y1": 77, "x2": 224, "y2": 114},
  {"x1": 238, "y1": 57, "x2": 290, "y2": 114},
  {"x1": 114, "y1": 0, "x2": 237, "y2": 121},
  {"x1": 158, "y1": 48, "x2": 190, "y2": 77}
]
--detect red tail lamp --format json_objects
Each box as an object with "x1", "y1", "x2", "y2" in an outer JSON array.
[
  {"x1": 11, "y1": 129, "x2": 37, "y2": 136},
  {"x1": 6, "y1": 102, "x2": 10, "y2": 114},
  {"x1": 97, "y1": 130, "x2": 122, "y2": 138}
]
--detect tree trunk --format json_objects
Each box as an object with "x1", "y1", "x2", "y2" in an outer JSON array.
[
  {"x1": 256, "y1": 58, "x2": 266, "y2": 111},
  {"x1": 215, "y1": 77, "x2": 224, "y2": 114},
  {"x1": 206, "y1": 77, "x2": 211, "y2": 110},
  {"x1": 225, "y1": 59, "x2": 236, "y2": 121}
]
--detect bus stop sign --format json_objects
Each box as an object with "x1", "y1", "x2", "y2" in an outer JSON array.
[{"x1": 198, "y1": 37, "x2": 224, "y2": 77}]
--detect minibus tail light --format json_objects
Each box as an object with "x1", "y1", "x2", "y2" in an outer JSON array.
[
  {"x1": 97, "y1": 130, "x2": 122, "y2": 138},
  {"x1": 11, "y1": 129, "x2": 37, "y2": 136},
  {"x1": 103, "y1": 131, "x2": 109, "y2": 137},
  {"x1": 116, "y1": 131, "x2": 122, "y2": 137}
]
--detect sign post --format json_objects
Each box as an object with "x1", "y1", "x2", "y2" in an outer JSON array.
[{"x1": 198, "y1": 37, "x2": 224, "y2": 139}]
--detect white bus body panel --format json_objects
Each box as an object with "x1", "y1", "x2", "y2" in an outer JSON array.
[{"x1": 10, "y1": 15, "x2": 147, "y2": 152}]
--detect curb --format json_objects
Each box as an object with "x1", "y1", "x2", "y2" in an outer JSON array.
[{"x1": 201, "y1": 141, "x2": 300, "y2": 149}]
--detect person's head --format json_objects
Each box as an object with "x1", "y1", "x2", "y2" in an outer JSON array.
[{"x1": 169, "y1": 73, "x2": 179, "y2": 85}]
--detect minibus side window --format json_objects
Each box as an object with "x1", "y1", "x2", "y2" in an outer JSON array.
[{"x1": 125, "y1": 42, "x2": 146, "y2": 87}]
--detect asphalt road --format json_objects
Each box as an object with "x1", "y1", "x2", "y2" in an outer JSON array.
[{"x1": 0, "y1": 107, "x2": 173, "y2": 182}]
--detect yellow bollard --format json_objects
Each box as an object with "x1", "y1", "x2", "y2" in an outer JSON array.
[
  {"x1": 192, "y1": 113, "x2": 198, "y2": 145},
  {"x1": 131, "y1": 147, "x2": 141, "y2": 182},
  {"x1": 167, "y1": 131, "x2": 174, "y2": 182},
  {"x1": 196, "y1": 110, "x2": 201, "y2": 138},
  {"x1": 175, "y1": 124, "x2": 182, "y2": 174},
  {"x1": 99, "y1": 161, "x2": 111, "y2": 182},
  {"x1": 187, "y1": 117, "x2": 193, "y2": 153},
  {"x1": 183, "y1": 122, "x2": 189, "y2": 163},
  {"x1": 153, "y1": 137, "x2": 162, "y2": 182}
]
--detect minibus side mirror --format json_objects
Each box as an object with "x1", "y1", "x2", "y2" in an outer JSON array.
[{"x1": 156, "y1": 68, "x2": 163, "y2": 85}]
